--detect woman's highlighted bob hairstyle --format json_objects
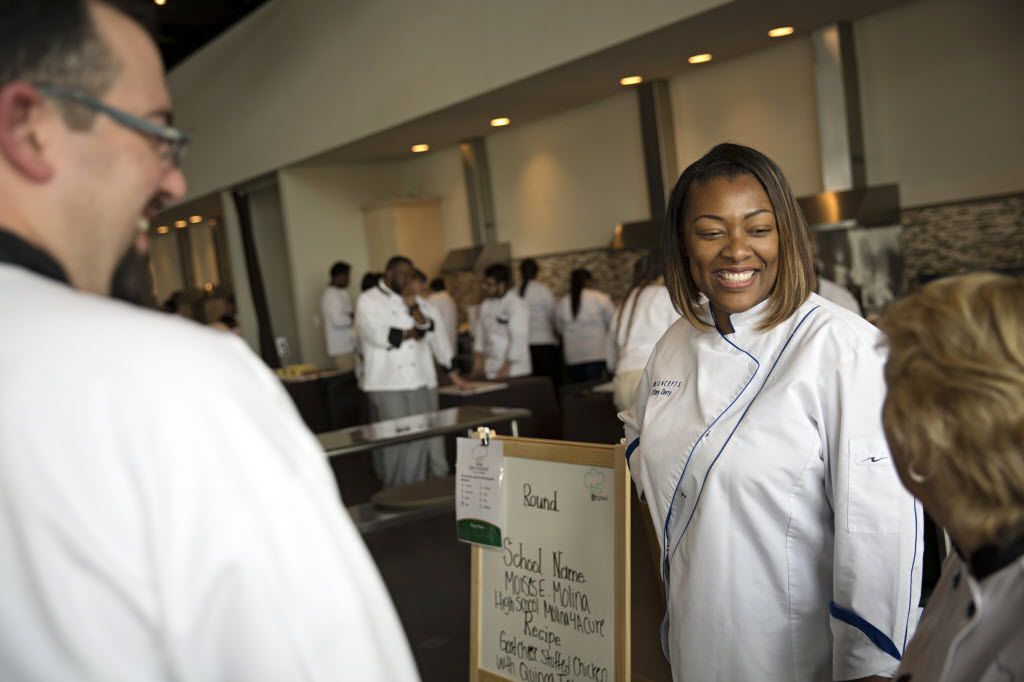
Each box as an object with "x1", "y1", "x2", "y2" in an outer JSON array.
[{"x1": 662, "y1": 143, "x2": 815, "y2": 331}]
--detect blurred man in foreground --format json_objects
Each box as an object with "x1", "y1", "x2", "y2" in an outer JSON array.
[{"x1": 0, "y1": 2, "x2": 419, "y2": 679}]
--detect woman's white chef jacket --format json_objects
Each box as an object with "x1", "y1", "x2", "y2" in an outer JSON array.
[
  {"x1": 895, "y1": 542, "x2": 1024, "y2": 681},
  {"x1": 355, "y1": 282, "x2": 434, "y2": 391},
  {"x1": 607, "y1": 284, "x2": 679, "y2": 374},
  {"x1": 521, "y1": 280, "x2": 558, "y2": 346},
  {"x1": 555, "y1": 288, "x2": 615, "y2": 365},
  {"x1": 473, "y1": 288, "x2": 532, "y2": 379},
  {"x1": 622, "y1": 293, "x2": 923, "y2": 681}
]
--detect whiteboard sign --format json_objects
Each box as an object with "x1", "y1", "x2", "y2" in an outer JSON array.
[{"x1": 470, "y1": 437, "x2": 629, "y2": 682}]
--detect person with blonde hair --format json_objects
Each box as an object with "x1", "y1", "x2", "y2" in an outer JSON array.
[{"x1": 880, "y1": 272, "x2": 1024, "y2": 681}]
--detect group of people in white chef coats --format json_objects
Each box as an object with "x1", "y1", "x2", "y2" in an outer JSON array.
[{"x1": 623, "y1": 143, "x2": 1024, "y2": 682}]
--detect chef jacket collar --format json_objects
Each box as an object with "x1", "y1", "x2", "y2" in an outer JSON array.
[
  {"x1": 0, "y1": 228, "x2": 69, "y2": 285},
  {"x1": 376, "y1": 281, "x2": 403, "y2": 301},
  {"x1": 966, "y1": 523, "x2": 1024, "y2": 582},
  {"x1": 705, "y1": 296, "x2": 772, "y2": 334}
]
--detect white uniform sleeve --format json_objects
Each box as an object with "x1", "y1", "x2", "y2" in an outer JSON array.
[
  {"x1": 355, "y1": 291, "x2": 403, "y2": 350},
  {"x1": 654, "y1": 287, "x2": 681, "y2": 336},
  {"x1": 554, "y1": 298, "x2": 567, "y2": 335},
  {"x1": 421, "y1": 300, "x2": 454, "y2": 369},
  {"x1": 619, "y1": 365, "x2": 651, "y2": 501},
  {"x1": 606, "y1": 309, "x2": 621, "y2": 372},
  {"x1": 598, "y1": 292, "x2": 615, "y2": 330},
  {"x1": 505, "y1": 298, "x2": 530, "y2": 363},
  {"x1": 820, "y1": 346, "x2": 922, "y2": 680}
]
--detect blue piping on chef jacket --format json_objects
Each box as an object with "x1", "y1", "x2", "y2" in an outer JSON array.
[
  {"x1": 658, "y1": 306, "x2": 819, "y2": 661},
  {"x1": 625, "y1": 437, "x2": 640, "y2": 466},
  {"x1": 829, "y1": 602, "x2": 901, "y2": 661}
]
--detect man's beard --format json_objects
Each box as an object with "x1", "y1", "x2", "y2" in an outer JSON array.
[{"x1": 110, "y1": 244, "x2": 157, "y2": 307}]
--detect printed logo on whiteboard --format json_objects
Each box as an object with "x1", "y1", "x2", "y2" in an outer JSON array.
[{"x1": 584, "y1": 469, "x2": 608, "y2": 502}]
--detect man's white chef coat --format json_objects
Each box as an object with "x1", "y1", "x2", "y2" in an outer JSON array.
[
  {"x1": 355, "y1": 282, "x2": 434, "y2": 392},
  {"x1": 607, "y1": 284, "x2": 679, "y2": 374},
  {"x1": 622, "y1": 294, "x2": 922, "y2": 681},
  {"x1": 0, "y1": 265, "x2": 419, "y2": 682},
  {"x1": 473, "y1": 288, "x2": 531, "y2": 379},
  {"x1": 895, "y1": 540, "x2": 1024, "y2": 681},
  {"x1": 320, "y1": 284, "x2": 355, "y2": 356},
  {"x1": 427, "y1": 289, "x2": 459, "y2": 351},
  {"x1": 520, "y1": 280, "x2": 558, "y2": 346}
]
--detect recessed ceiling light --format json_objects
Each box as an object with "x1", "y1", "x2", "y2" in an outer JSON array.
[
  {"x1": 156, "y1": 225, "x2": 169, "y2": 234},
  {"x1": 688, "y1": 53, "x2": 713, "y2": 64},
  {"x1": 619, "y1": 75, "x2": 643, "y2": 86},
  {"x1": 188, "y1": 215, "x2": 203, "y2": 223},
  {"x1": 411, "y1": 144, "x2": 430, "y2": 153},
  {"x1": 154, "y1": 0, "x2": 166, "y2": 5},
  {"x1": 768, "y1": 26, "x2": 795, "y2": 38},
  {"x1": 174, "y1": 220, "x2": 188, "y2": 228},
  {"x1": 490, "y1": 117, "x2": 511, "y2": 127}
]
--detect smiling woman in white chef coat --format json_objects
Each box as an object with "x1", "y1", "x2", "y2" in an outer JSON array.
[
  {"x1": 879, "y1": 273, "x2": 1024, "y2": 682},
  {"x1": 622, "y1": 143, "x2": 922, "y2": 682}
]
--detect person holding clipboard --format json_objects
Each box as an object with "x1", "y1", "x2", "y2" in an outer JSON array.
[{"x1": 622, "y1": 144, "x2": 921, "y2": 681}]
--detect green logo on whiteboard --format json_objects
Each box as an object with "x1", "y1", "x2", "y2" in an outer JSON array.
[{"x1": 584, "y1": 469, "x2": 607, "y2": 501}]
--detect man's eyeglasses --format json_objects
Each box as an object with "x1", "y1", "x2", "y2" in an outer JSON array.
[{"x1": 34, "y1": 83, "x2": 190, "y2": 167}]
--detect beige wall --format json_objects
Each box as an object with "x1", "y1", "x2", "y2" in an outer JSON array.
[
  {"x1": 488, "y1": 92, "x2": 648, "y2": 256},
  {"x1": 168, "y1": 0, "x2": 727, "y2": 200},
  {"x1": 400, "y1": 147, "x2": 474, "y2": 251},
  {"x1": 277, "y1": 162, "x2": 401, "y2": 367},
  {"x1": 669, "y1": 36, "x2": 824, "y2": 197},
  {"x1": 855, "y1": 0, "x2": 1024, "y2": 206}
]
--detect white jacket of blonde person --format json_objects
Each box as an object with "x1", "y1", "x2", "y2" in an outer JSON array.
[{"x1": 554, "y1": 287, "x2": 615, "y2": 365}]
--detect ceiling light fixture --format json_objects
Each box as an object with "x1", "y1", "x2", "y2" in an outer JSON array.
[
  {"x1": 411, "y1": 144, "x2": 430, "y2": 153},
  {"x1": 490, "y1": 117, "x2": 511, "y2": 127},
  {"x1": 688, "y1": 53, "x2": 713, "y2": 64},
  {"x1": 768, "y1": 26, "x2": 794, "y2": 38},
  {"x1": 174, "y1": 220, "x2": 188, "y2": 228},
  {"x1": 188, "y1": 215, "x2": 203, "y2": 223},
  {"x1": 154, "y1": 0, "x2": 166, "y2": 5},
  {"x1": 156, "y1": 225, "x2": 169, "y2": 234},
  {"x1": 619, "y1": 75, "x2": 643, "y2": 86}
]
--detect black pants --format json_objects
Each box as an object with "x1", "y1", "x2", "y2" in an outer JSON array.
[
  {"x1": 567, "y1": 361, "x2": 607, "y2": 383},
  {"x1": 529, "y1": 344, "x2": 563, "y2": 391}
]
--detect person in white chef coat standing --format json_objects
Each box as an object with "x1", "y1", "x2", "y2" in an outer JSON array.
[
  {"x1": 879, "y1": 272, "x2": 1024, "y2": 682},
  {"x1": 555, "y1": 268, "x2": 615, "y2": 382},
  {"x1": 622, "y1": 143, "x2": 922, "y2": 682},
  {"x1": 321, "y1": 260, "x2": 356, "y2": 371},
  {"x1": 472, "y1": 263, "x2": 532, "y2": 380}
]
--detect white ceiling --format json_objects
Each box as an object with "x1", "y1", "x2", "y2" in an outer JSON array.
[{"x1": 306, "y1": 0, "x2": 913, "y2": 165}]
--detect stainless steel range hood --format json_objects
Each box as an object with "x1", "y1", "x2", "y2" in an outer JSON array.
[{"x1": 798, "y1": 184, "x2": 900, "y2": 230}]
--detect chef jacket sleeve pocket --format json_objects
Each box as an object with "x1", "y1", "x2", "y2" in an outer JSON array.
[{"x1": 846, "y1": 437, "x2": 901, "y2": 534}]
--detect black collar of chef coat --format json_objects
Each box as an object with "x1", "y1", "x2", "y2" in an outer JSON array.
[
  {"x1": 0, "y1": 228, "x2": 69, "y2": 285},
  {"x1": 966, "y1": 524, "x2": 1024, "y2": 582}
]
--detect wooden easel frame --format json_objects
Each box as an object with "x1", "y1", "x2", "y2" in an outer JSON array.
[{"x1": 468, "y1": 437, "x2": 630, "y2": 682}]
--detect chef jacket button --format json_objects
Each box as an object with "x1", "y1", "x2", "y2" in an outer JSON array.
[
  {"x1": 952, "y1": 572, "x2": 961, "y2": 589},
  {"x1": 896, "y1": 675, "x2": 912, "y2": 682},
  {"x1": 967, "y1": 602, "x2": 976, "y2": 618}
]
